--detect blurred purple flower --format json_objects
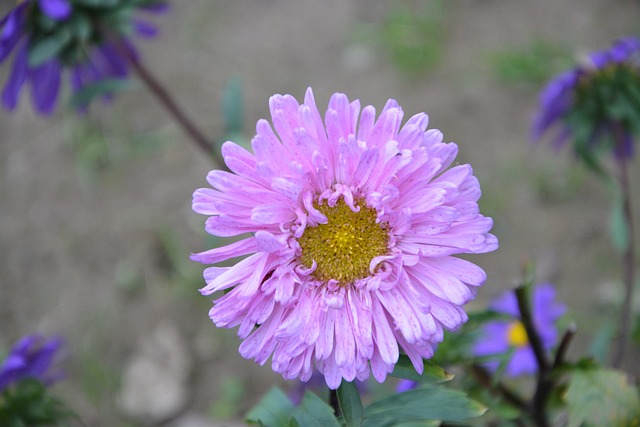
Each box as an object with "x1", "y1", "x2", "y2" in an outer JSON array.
[
  {"x1": 0, "y1": 335, "x2": 64, "y2": 392},
  {"x1": 532, "y1": 36, "x2": 640, "y2": 159},
  {"x1": 473, "y1": 284, "x2": 565, "y2": 377},
  {"x1": 0, "y1": 0, "x2": 166, "y2": 114},
  {"x1": 395, "y1": 379, "x2": 418, "y2": 393}
]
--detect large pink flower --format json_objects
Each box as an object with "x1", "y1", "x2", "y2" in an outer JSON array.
[{"x1": 192, "y1": 88, "x2": 498, "y2": 388}]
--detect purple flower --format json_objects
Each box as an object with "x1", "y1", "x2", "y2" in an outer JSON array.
[
  {"x1": 0, "y1": 0, "x2": 165, "y2": 114},
  {"x1": 191, "y1": 88, "x2": 498, "y2": 389},
  {"x1": 0, "y1": 335, "x2": 64, "y2": 392},
  {"x1": 396, "y1": 379, "x2": 418, "y2": 393},
  {"x1": 532, "y1": 36, "x2": 640, "y2": 159},
  {"x1": 473, "y1": 284, "x2": 565, "y2": 377}
]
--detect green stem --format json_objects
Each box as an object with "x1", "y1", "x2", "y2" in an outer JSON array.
[{"x1": 612, "y1": 152, "x2": 636, "y2": 368}]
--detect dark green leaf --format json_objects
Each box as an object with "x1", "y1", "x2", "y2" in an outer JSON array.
[
  {"x1": 609, "y1": 186, "x2": 630, "y2": 252},
  {"x1": 565, "y1": 368, "x2": 640, "y2": 427},
  {"x1": 389, "y1": 355, "x2": 453, "y2": 383},
  {"x1": 28, "y1": 30, "x2": 72, "y2": 67},
  {"x1": 67, "y1": 13, "x2": 93, "y2": 41},
  {"x1": 291, "y1": 391, "x2": 341, "y2": 427},
  {"x1": 246, "y1": 386, "x2": 295, "y2": 427},
  {"x1": 0, "y1": 379, "x2": 75, "y2": 426},
  {"x1": 338, "y1": 381, "x2": 363, "y2": 427},
  {"x1": 363, "y1": 384, "x2": 486, "y2": 426},
  {"x1": 221, "y1": 76, "x2": 244, "y2": 133}
]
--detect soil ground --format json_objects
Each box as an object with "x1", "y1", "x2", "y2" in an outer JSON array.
[{"x1": 1, "y1": 1, "x2": 640, "y2": 426}]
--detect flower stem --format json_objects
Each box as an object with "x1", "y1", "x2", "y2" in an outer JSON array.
[
  {"x1": 329, "y1": 388, "x2": 341, "y2": 417},
  {"x1": 612, "y1": 153, "x2": 636, "y2": 369},
  {"x1": 515, "y1": 286, "x2": 551, "y2": 427},
  {"x1": 553, "y1": 323, "x2": 577, "y2": 368},
  {"x1": 105, "y1": 32, "x2": 226, "y2": 169},
  {"x1": 470, "y1": 365, "x2": 528, "y2": 411}
]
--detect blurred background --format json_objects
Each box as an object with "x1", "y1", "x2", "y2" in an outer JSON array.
[{"x1": 1, "y1": 0, "x2": 640, "y2": 426}]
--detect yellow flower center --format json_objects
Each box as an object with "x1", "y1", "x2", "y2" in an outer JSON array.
[
  {"x1": 298, "y1": 199, "x2": 389, "y2": 285},
  {"x1": 506, "y1": 321, "x2": 528, "y2": 347}
]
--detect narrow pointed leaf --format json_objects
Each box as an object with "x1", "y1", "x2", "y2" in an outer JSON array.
[
  {"x1": 338, "y1": 381, "x2": 363, "y2": 427},
  {"x1": 28, "y1": 30, "x2": 71, "y2": 67},
  {"x1": 389, "y1": 355, "x2": 453, "y2": 383}
]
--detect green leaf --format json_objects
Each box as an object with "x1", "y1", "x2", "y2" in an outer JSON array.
[
  {"x1": 291, "y1": 391, "x2": 341, "y2": 427},
  {"x1": 338, "y1": 381, "x2": 363, "y2": 427},
  {"x1": 0, "y1": 379, "x2": 75, "y2": 426},
  {"x1": 609, "y1": 187, "x2": 630, "y2": 252},
  {"x1": 565, "y1": 368, "x2": 640, "y2": 427},
  {"x1": 246, "y1": 386, "x2": 295, "y2": 427},
  {"x1": 28, "y1": 30, "x2": 72, "y2": 67},
  {"x1": 221, "y1": 76, "x2": 245, "y2": 134},
  {"x1": 389, "y1": 355, "x2": 453, "y2": 383},
  {"x1": 363, "y1": 384, "x2": 487, "y2": 427},
  {"x1": 69, "y1": 78, "x2": 134, "y2": 109},
  {"x1": 67, "y1": 13, "x2": 93, "y2": 41}
]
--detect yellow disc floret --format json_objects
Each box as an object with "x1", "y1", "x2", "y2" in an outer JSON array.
[
  {"x1": 298, "y1": 199, "x2": 389, "y2": 285},
  {"x1": 506, "y1": 321, "x2": 529, "y2": 347}
]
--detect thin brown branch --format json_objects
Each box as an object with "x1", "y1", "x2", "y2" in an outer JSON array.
[
  {"x1": 553, "y1": 323, "x2": 577, "y2": 368},
  {"x1": 515, "y1": 286, "x2": 552, "y2": 427},
  {"x1": 470, "y1": 365, "x2": 528, "y2": 412},
  {"x1": 103, "y1": 30, "x2": 226, "y2": 169},
  {"x1": 612, "y1": 147, "x2": 636, "y2": 368}
]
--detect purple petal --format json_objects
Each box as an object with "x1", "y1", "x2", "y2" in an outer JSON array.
[
  {"x1": 97, "y1": 43, "x2": 130, "y2": 77},
  {"x1": 2, "y1": 41, "x2": 29, "y2": 110},
  {"x1": 139, "y1": 2, "x2": 170, "y2": 13},
  {"x1": 38, "y1": 0, "x2": 72, "y2": 21},
  {"x1": 133, "y1": 19, "x2": 158, "y2": 38},
  {"x1": 30, "y1": 58, "x2": 62, "y2": 114},
  {"x1": 0, "y1": 4, "x2": 28, "y2": 63}
]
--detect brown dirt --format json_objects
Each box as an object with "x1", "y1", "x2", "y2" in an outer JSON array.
[{"x1": 1, "y1": 1, "x2": 640, "y2": 425}]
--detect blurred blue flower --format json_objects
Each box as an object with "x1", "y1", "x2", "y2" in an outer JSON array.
[
  {"x1": 0, "y1": 335, "x2": 64, "y2": 392},
  {"x1": 395, "y1": 379, "x2": 418, "y2": 393},
  {"x1": 473, "y1": 284, "x2": 565, "y2": 377},
  {"x1": 0, "y1": 0, "x2": 166, "y2": 114},
  {"x1": 533, "y1": 36, "x2": 640, "y2": 160}
]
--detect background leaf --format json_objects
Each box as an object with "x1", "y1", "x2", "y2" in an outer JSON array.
[
  {"x1": 363, "y1": 384, "x2": 486, "y2": 427},
  {"x1": 338, "y1": 380, "x2": 364, "y2": 427},
  {"x1": 28, "y1": 30, "x2": 72, "y2": 67},
  {"x1": 291, "y1": 391, "x2": 341, "y2": 427},
  {"x1": 565, "y1": 368, "x2": 640, "y2": 427},
  {"x1": 246, "y1": 387, "x2": 295, "y2": 427},
  {"x1": 609, "y1": 186, "x2": 630, "y2": 252}
]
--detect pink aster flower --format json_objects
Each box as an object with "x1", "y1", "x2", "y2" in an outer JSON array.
[{"x1": 191, "y1": 88, "x2": 498, "y2": 389}]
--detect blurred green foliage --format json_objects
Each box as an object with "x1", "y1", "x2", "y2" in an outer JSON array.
[
  {"x1": 565, "y1": 368, "x2": 640, "y2": 427},
  {"x1": 489, "y1": 40, "x2": 571, "y2": 87},
  {"x1": 381, "y1": 1, "x2": 448, "y2": 75},
  {"x1": 0, "y1": 380, "x2": 75, "y2": 427}
]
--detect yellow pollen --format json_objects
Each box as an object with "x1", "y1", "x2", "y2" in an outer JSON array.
[
  {"x1": 506, "y1": 321, "x2": 528, "y2": 347},
  {"x1": 298, "y1": 199, "x2": 389, "y2": 285}
]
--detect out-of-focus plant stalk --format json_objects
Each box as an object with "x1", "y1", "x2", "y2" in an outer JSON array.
[
  {"x1": 612, "y1": 126, "x2": 636, "y2": 369},
  {"x1": 515, "y1": 286, "x2": 551, "y2": 427},
  {"x1": 105, "y1": 31, "x2": 226, "y2": 169}
]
